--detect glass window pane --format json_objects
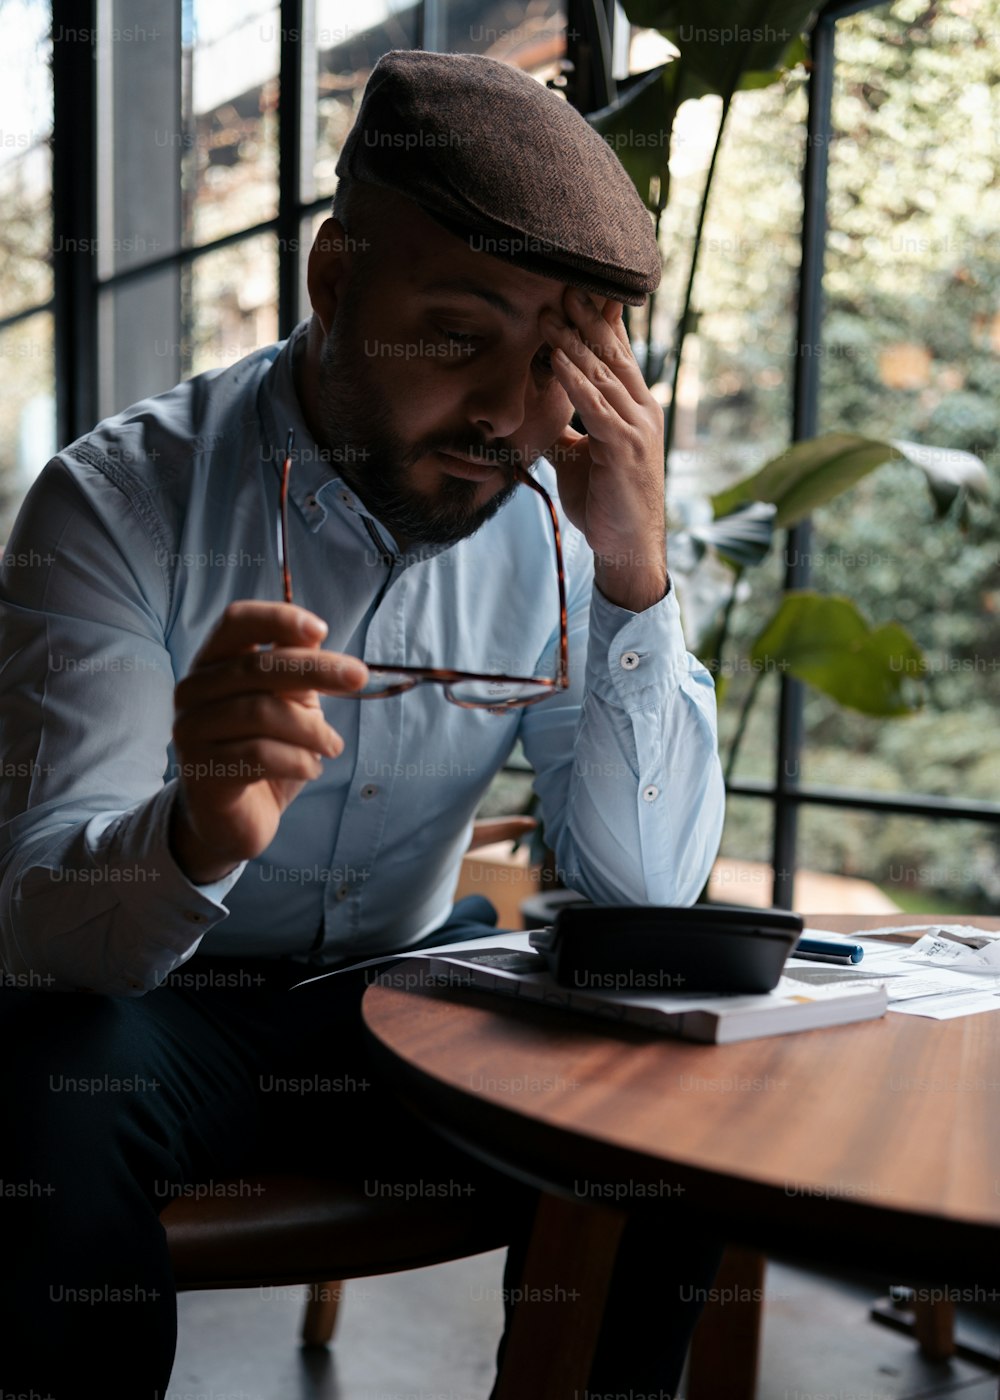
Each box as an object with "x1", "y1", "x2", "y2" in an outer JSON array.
[
  {"x1": 0, "y1": 0, "x2": 53, "y2": 317},
  {"x1": 296, "y1": 208, "x2": 330, "y2": 323},
  {"x1": 442, "y1": 0, "x2": 566, "y2": 66},
  {"x1": 712, "y1": 793, "x2": 776, "y2": 907},
  {"x1": 655, "y1": 77, "x2": 807, "y2": 480},
  {"x1": 658, "y1": 78, "x2": 808, "y2": 793},
  {"x1": 98, "y1": 265, "x2": 183, "y2": 420},
  {"x1": 308, "y1": 0, "x2": 419, "y2": 204},
  {"x1": 821, "y1": 0, "x2": 998, "y2": 445},
  {"x1": 188, "y1": 234, "x2": 278, "y2": 378},
  {"x1": 0, "y1": 313, "x2": 55, "y2": 541},
  {"x1": 712, "y1": 798, "x2": 1000, "y2": 917},
  {"x1": 796, "y1": 807, "x2": 1000, "y2": 917},
  {"x1": 183, "y1": 0, "x2": 280, "y2": 247},
  {"x1": 307, "y1": 0, "x2": 568, "y2": 203},
  {"x1": 96, "y1": 0, "x2": 183, "y2": 279},
  {"x1": 799, "y1": 0, "x2": 999, "y2": 803},
  {"x1": 99, "y1": 237, "x2": 278, "y2": 418},
  {"x1": 715, "y1": 631, "x2": 784, "y2": 790}
]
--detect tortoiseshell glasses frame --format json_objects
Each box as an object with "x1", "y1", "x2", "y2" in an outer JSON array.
[{"x1": 275, "y1": 430, "x2": 569, "y2": 711}]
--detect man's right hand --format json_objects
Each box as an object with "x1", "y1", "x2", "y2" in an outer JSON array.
[{"x1": 169, "y1": 601, "x2": 369, "y2": 884}]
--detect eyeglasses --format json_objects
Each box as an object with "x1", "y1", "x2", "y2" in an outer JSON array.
[{"x1": 275, "y1": 430, "x2": 569, "y2": 710}]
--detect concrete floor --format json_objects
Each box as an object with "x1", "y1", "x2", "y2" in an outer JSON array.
[{"x1": 170, "y1": 1252, "x2": 1000, "y2": 1400}]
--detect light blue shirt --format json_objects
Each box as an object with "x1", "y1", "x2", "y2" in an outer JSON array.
[{"x1": 0, "y1": 320, "x2": 724, "y2": 995}]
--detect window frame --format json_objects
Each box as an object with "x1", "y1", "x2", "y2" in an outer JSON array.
[
  {"x1": 566, "y1": 0, "x2": 1000, "y2": 906},
  {"x1": 7, "y1": 0, "x2": 997, "y2": 909}
]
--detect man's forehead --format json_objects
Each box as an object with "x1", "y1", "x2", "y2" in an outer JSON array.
[{"x1": 387, "y1": 202, "x2": 604, "y2": 318}]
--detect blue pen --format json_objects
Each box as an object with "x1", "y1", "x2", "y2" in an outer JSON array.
[{"x1": 793, "y1": 935, "x2": 864, "y2": 965}]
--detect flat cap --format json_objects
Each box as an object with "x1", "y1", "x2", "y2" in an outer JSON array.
[{"x1": 335, "y1": 50, "x2": 660, "y2": 305}]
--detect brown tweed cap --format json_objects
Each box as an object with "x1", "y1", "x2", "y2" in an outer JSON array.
[{"x1": 335, "y1": 50, "x2": 661, "y2": 305}]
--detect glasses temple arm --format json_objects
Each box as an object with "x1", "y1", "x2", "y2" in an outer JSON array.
[
  {"x1": 278, "y1": 429, "x2": 294, "y2": 604},
  {"x1": 513, "y1": 464, "x2": 569, "y2": 687}
]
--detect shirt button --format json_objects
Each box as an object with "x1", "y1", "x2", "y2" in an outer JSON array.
[
  {"x1": 620, "y1": 651, "x2": 640, "y2": 671},
  {"x1": 336, "y1": 884, "x2": 350, "y2": 901},
  {"x1": 305, "y1": 494, "x2": 318, "y2": 509},
  {"x1": 360, "y1": 783, "x2": 379, "y2": 799},
  {"x1": 642, "y1": 784, "x2": 659, "y2": 803},
  {"x1": 183, "y1": 910, "x2": 207, "y2": 924},
  {"x1": 339, "y1": 490, "x2": 353, "y2": 507}
]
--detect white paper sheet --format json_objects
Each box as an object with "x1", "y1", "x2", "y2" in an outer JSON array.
[{"x1": 801, "y1": 925, "x2": 1000, "y2": 1020}]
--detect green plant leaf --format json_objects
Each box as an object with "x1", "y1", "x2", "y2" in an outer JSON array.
[
  {"x1": 621, "y1": 0, "x2": 817, "y2": 95},
  {"x1": 587, "y1": 64, "x2": 686, "y2": 210},
  {"x1": 735, "y1": 33, "x2": 811, "y2": 89},
  {"x1": 748, "y1": 592, "x2": 924, "y2": 716},
  {"x1": 710, "y1": 433, "x2": 991, "y2": 528},
  {"x1": 710, "y1": 434, "x2": 890, "y2": 526}
]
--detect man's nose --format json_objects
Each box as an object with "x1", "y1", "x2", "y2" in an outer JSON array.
[{"x1": 464, "y1": 364, "x2": 528, "y2": 442}]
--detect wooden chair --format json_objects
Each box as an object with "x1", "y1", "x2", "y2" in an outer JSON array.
[
  {"x1": 161, "y1": 1182, "x2": 641, "y2": 1400},
  {"x1": 162, "y1": 1170, "x2": 518, "y2": 1347},
  {"x1": 162, "y1": 830, "x2": 790, "y2": 1388},
  {"x1": 164, "y1": 816, "x2": 540, "y2": 1350}
]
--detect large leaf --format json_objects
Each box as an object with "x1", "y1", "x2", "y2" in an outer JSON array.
[
  {"x1": 711, "y1": 434, "x2": 890, "y2": 525},
  {"x1": 588, "y1": 64, "x2": 695, "y2": 210},
  {"x1": 890, "y1": 439, "x2": 991, "y2": 520},
  {"x1": 748, "y1": 592, "x2": 924, "y2": 716},
  {"x1": 621, "y1": 0, "x2": 817, "y2": 96},
  {"x1": 734, "y1": 34, "x2": 810, "y2": 90},
  {"x1": 710, "y1": 433, "x2": 990, "y2": 528},
  {"x1": 670, "y1": 500, "x2": 776, "y2": 570}
]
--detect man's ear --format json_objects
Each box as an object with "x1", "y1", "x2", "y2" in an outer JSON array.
[{"x1": 306, "y1": 217, "x2": 354, "y2": 336}]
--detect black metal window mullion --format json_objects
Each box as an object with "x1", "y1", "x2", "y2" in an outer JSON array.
[
  {"x1": 178, "y1": 0, "x2": 193, "y2": 383},
  {"x1": 564, "y1": 0, "x2": 617, "y2": 115},
  {"x1": 771, "y1": 3, "x2": 839, "y2": 906},
  {"x1": 0, "y1": 302, "x2": 55, "y2": 337},
  {"x1": 278, "y1": 0, "x2": 305, "y2": 337},
  {"x1": 733, "y1": 781, "x2": 1000, "y2": 826},
  {"x1": 51, "y1": 0, "x2": 99, "y2": 446}
]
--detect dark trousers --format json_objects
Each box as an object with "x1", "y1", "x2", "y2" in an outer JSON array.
[{"x1": 0, "y1": 897, "x2": 723, "y2": 1398}]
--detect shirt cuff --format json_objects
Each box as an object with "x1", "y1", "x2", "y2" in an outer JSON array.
[
  {"x1": 586, "y1": 582, "x2": 698, "y2": 712},
  {"x1": 86, "y1": 780, "x2": 245, "y2": 953}
]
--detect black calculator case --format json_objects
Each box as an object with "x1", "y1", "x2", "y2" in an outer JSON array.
[{"x1": 545, "y1": 903, "x2": 804, "y2": 995}]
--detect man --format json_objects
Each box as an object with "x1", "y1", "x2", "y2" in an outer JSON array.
[{"x1": 0, "y1": 50, "x2": 724, "y2": 1397}]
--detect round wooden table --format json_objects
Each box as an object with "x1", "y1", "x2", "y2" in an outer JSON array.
[
  {"x1": 363, "y1": 915, "x2": 1000, "y2": 1281},
  {"x1": 363, "y1": 914, "x2": 1000, "y2": 1397}
]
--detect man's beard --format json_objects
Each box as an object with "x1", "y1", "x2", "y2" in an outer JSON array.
[{"x1": 313, "y1": 307, "x2": 526, "y2": 548}]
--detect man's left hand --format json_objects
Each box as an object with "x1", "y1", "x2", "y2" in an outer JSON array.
[{"x1": 541, "y1": 287, "x2": 668, "y2": 614}]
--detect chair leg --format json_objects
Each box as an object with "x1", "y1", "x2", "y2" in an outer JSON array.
[
  {"x1": 913, "y1": 1298, "x2": 955, "y2": 1361},
  {"x1": 686, "y1": 1245, "x2": 766, "y2": 1400},
  {"x1": 301, "y1": 1280, "x2": 345, "y2": 1346},
  {"x1": 493, "y1": 1191, "x2": 625, "y2": 1400}
]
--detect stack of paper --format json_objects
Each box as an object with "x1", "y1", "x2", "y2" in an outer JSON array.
[
  {"x1": 308, "y1": 932, "x2": 889, "y2": 1043},
  {"x1": 293, "y1": 923, "x2": 1000, "y2": 1028},
  {"x1": 792, "y1": 925, "x2": 1000, "y2": 1020}
]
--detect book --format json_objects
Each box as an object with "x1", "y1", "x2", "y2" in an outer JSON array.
[{"x1": 373, "y1": 932, "x2": 888, "y2": 1045}]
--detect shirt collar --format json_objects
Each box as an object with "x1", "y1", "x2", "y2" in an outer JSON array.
[{"x1": 256, "y1": 319, "x2": 354, "y2": 535}]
